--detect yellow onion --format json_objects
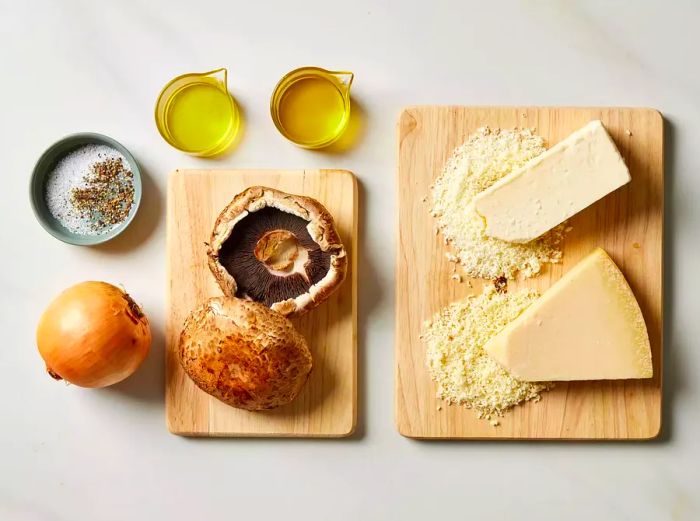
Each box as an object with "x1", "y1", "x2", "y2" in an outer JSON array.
[{"x1": 36, "y1": 281, "x2": 151, "y2": 388}]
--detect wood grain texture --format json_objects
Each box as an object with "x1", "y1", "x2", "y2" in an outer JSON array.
[
  {"x1": 166, "y1": 169, "x2": 357, "y2": 437},
  {"x1": 396, "y1": 106, "x2": 663, "y2": 440}
]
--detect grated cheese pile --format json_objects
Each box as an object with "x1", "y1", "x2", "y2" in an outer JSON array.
[
  {"x1": 423, "y1": 285, "x2": 553, "y2": 421},
  {"x1": 431, "y1": 127, "x2": 565, "y2": 279}
]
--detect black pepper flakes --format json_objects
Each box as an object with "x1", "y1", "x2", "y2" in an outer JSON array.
[
  {"x1": 493, "y1": 276, "x2": 508, "y2": 294},
  {"x1": 70, "y1": 157, "x2": 134, "y2": 232}
]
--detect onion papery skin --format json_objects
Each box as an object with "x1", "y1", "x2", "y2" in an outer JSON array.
[{"x1": 36, "y1": 281, "x2": 152, "y2": 388}]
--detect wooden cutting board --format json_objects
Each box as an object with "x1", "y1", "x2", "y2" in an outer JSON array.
[
  {"x1": 166, "y1": 169, "x2": 357, "y2": 437},
  {"x1": 396, "y1": 106, "x2": 663, "y2": 440}
]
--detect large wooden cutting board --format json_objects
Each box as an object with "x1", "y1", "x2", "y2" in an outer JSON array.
[
  {"x1": 396, "y1": 107, "x2": 663, "y2": 439},
  {"x1": 166, "y1": 169, "x2": 357, "y2": 437}
]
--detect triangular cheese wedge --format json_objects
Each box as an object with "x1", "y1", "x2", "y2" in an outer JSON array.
[{"x1": 484, "y1": 248, "x2": 653, "y2": 381}]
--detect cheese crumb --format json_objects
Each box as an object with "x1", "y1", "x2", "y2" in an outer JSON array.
[
  {"x1": 424, "y1": 285, "x2": 553, "y2": 421},
  {"x1": 451, "y1": 273, "x2": 462, "y2": 282},
  {"x1": 431, "y1": 127, "x2": 565, "y2": 279}
]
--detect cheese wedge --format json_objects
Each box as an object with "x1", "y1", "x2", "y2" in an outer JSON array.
[
  {"x1": 484, "y1": 248, "x2": 652, "y2": 381},
  {"x1": 474, "y1": 120, "x2": 631, "y2": 243}
]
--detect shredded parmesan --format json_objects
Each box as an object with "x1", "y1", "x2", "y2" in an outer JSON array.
[
  {"x1": 431, "y1": 127, "x2": 565, "y2": 279},
  {"x1": 424, "y1": 285, "x2": 553, "y2": 421}
]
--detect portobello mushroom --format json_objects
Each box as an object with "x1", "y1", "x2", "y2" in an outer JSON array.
[{"x1": 207, "y1": 186, "x2": 347, "y2": 316}]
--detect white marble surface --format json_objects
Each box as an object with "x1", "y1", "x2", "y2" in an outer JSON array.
[{"x1": 1, "y1": 0, "x2": 699, "y2": 519}]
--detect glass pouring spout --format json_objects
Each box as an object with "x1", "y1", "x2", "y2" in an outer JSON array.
[
  {"x1": 330, "y1": 70, "x2": 354, "y2": 94},
  {"x1": 203, "y1": 68, "x2": 228, "y2": 92}
]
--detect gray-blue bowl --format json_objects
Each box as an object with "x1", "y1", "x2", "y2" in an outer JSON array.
[{"x1": 30, "y1": 132, "x2": 142, "y2": 245}]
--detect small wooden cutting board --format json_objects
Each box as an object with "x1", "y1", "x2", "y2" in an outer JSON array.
[
  {"x1": 396, "y1": 106, "x2": 663, "y2": 440},
  {"x1": 166, "y1": 169, "x2": 357, "y2": 437}
]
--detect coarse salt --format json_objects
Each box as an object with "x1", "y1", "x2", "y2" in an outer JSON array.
[{"x1": 44, "y1": 144, "x2": 131, "y2": 235}]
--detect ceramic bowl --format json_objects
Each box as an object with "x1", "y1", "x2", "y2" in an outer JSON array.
[{"x1": 30, "y1": 132, "x2": 142, "y2": 245}]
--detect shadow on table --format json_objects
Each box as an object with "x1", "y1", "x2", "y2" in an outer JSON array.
[
  {"x1": 316, "y1": 97, "x2": 368, "y2": 154},
  {"x1": 656, "y1": 115, "x2": 684, "y2": 444},
  {"x1": 107, "y1": 317, "x2": 166, "y2": 406}
]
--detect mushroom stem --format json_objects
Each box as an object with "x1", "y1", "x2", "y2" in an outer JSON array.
[{"x1": 254, "y1": 230, "x2": 310, "y2": 280}]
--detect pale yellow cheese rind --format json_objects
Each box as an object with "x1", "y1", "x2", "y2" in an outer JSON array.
[
  {"x1": 484, "y1": 248, "x2": 653, "y2": 381},
  {"x1": 474, "y1": 120, "x2": 631, "y2": 243}
]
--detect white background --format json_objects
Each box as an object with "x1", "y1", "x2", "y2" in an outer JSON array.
[{"x1": 1, "y1": 1, "x2": 699, "y2": 520}]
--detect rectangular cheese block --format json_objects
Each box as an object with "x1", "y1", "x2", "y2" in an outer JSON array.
[
  {"x1": 484, "y1": 248, "x2": 652, "y2": 381},
  {"x1": 474, "y1": 120, "x2": 631, "y2": 243}
]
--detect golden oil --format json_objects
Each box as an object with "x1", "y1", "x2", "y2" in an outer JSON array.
[
  {"x1": 277, "y1": 77, "x2": 345, "y2": 145},
  {"x1": 271, "y1": 68, "x2": 353, "y2": 148},
  {"x1": 165, "y1": 83, "x2": 233, "y2": 153},
  {"x1": 155, "y1": 69, "x2": 239, "y2": 157}
]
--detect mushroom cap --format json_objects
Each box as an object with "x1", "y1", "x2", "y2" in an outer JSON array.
[
  {"x1": 178, "y1": 297, "x2": 313, "y2": 411},
  {"x1": 207, "y1": 186, "x2": 347, "y2": 316}
]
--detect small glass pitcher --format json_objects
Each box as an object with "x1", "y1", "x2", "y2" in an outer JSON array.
[
  {"x1": 270, "y1": 67, "x2": 354, "y2": 149},
  {"x1": 155, "y1": 68, "x2": 240, "y2": 157}
]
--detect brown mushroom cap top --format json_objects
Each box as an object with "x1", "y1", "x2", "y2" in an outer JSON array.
[
  {"x1": 207, "y1": 186, "x2": 347, "y2": 316},
  {"x1": 178, "y1": 297, "x2": 312, "y2": 411}
]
